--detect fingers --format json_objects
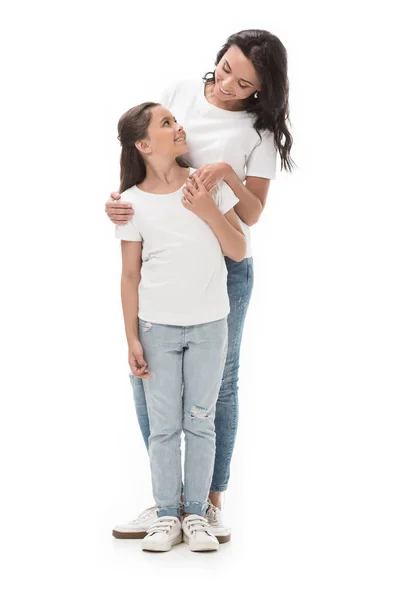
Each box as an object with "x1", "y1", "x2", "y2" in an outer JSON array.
[
  {"x1": 193, "y1": 174, "x2": 206, "y2": 192},
  {"x1": 105, "y1": 202, "x2": 134, "y2": 225},
  {"x1": 182, "y1": 187, "x2": 194, "y2": 201},
  {"x1": 112, "y1": 218, "x2": 130, "y2": 224},
  {"x1": 111, "y1": 192, "x2": 122, "y2": 200},
  {"x1": 181, "y1": 197, "x2": 193, "y2": 210},
  {"x1": 189, "y1": 168, "x2": 202, "y2": 179},
  {"x1": 203, "y1": 179, "x2": 215, "y2": 192},
  {"x1": 185, "y1": 178, "x2": 199, "y2": 193},
  {"x1": 105, "y1": 206, "x2": 133, "y2": 216},
  {"x1": 131, "y1": 369, "x2": 150, "y2": 379},
  {"x1": 130, "y1": 358, "x2": 150, "y2": 379}
]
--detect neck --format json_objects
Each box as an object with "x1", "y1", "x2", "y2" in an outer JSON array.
[{"x1": 144, "y1": 157, "x2": 184, "y2": 185}]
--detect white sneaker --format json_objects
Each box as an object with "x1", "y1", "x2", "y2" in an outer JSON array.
[
  {"x1": 182, "y1": 515, "x2": 219, "y2": 552},
  {"x1": 141, "y1": 516, "x2": 182, "y2": 552},
  {"x1": 206, "y1": 501, "x2": 231, "y2": 543},
  {"x1": 112, "y1": 506, "x2": 158, "y2": 539}
]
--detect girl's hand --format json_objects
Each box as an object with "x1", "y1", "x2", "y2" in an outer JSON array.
[
  {"x1": 189, "y1": 162, "x2": 231, "y2": 191},
  {"x1": 128, "y1": 340, "x2": 150, "y2": 379},
  {"x1": 181, "y1": 175, "x2": 219, "y2": 223},
  {"x1": 105, "y1": 191, "x2": 134, "y2": 225}
]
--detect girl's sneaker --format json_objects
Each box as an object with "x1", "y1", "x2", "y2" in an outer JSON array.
[
  {"x1": 141, "y1": 516, "x2": 182, "y2": 552},
  {"x1": 182, "y1": 515, "x2": 219, "y2": 552},
  {"x1": 206, "y1": 501, "x2": 231, "y2": 543},
  {"x1": 112, "y1": 506, "x2": 158, "y2": 539}
]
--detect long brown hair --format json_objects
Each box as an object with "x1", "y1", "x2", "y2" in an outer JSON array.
[
  {"x1": 117, "y1": 102, "x2": 189, "y2": 193},
  {"x1": 204, "y1": 29, "x2": 294, "y2": 171}
]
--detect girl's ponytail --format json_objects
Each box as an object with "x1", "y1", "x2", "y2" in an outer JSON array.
[{"x1": 117, "y1": 102, "x2": 159, "y2": 193}]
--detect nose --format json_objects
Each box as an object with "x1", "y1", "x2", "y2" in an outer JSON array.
[
  {"x1": 175, "y1": 122, "x2": 183, "y2": 132},
  {"x1": 222, "y1": 75, "x2": 234, "y2": 90}
]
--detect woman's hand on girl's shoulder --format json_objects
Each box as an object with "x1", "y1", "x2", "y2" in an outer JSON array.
[
  {"x1": 189, "y1": 162, "x2": 231, "y2": 191},
  {"x1": 105, "y1": 191, "x2": 134, "y2": 225}
]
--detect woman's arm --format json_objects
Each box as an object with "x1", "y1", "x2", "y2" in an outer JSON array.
[
  {"x1": 206, "y1": 208, "x2": 246, "y2": 262},
  {"x1": 224, "y1": 169, "x2": 271, "y2": 227},
  {"x1": 120, "y1": 241, "x2": 149, "y2": 378},
  {"x1": 182, "y1": 175, "x2": 246, "y2": 262}
]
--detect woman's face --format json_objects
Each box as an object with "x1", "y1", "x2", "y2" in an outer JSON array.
[
  {"x1": 139, "y1": 105, "x2": 188, "y2": 158},
  {"x1": 214, "y1": 45, "x2": 261, "y2": 103}
]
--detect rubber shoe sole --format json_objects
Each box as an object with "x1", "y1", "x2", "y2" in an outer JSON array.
[
  {"x1": 112, "y1": 529, "x2": 147, "y2": 539},
  {"x1": 183, "y1": 533, "x2": 219, "y2": 552},
  {"x1": 113, "y1": 529, "x2": 230, "y2": 543},
  {"x1": 142, "y1": 532, "x2": 182, "y2": 552}
]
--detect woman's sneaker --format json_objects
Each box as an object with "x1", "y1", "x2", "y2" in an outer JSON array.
[
  {"x1": 206, "y1": 501, "x2": 231, "y2": 543},
  {"x1": 112, "y1": 506, "x2": 158, "y2": 539},
  {"x1": 182, "y1": 515, "x2": 219, "y2": 552},
  {"x1": 141, "y1": 516, "x2": 182, "y2": 552}
]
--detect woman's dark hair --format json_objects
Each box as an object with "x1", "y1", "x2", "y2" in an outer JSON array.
[
  {"x1": 117, "y1": 102, "x2": 188, "y2": 193},
  {"x1": 203, "y1": 29, "x2": 294, "y2": 171}
]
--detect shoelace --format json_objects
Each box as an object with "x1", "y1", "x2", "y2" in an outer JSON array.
[
  {"x1": 185, "y1": 516, "x2": 211, "y2": 534},
  {"x1": 129, "y1": 506, "x2": 157, "y2": 525},
  {"x1": 146, "y1": 517, "x2": 177, "y2": 535}
]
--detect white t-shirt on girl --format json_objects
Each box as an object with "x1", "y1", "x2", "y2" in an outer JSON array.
[
  {"x1": 159, "y1": 78, "x2": 277, "y2": 258},
  {"x1": 115, "y1": 169, "x2": 239, "y2": 326}
]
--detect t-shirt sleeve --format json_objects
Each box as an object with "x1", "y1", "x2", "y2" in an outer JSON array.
[
  {"x1": 246, "y1": 129, "x2": 277, "y2": 179},
  {"x1": 213, "y1": 181, "x2": 239, "y2": 215},
  {"x1": 115, "y1": 217, "x2": 142, "y2": 242}
]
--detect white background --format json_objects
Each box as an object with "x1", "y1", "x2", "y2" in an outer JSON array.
[{"x1": 1, "y1": 1, "x2": 399, "y2": 598}]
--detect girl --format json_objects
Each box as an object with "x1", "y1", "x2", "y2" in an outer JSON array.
[
  {"x1": 115, "y1": 101, "x2": 246, "y2": 552},
  {"x1": 110, "y1": 29, "x2": 293, "y2": 542}
]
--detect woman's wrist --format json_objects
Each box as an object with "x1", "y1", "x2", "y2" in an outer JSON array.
[{"x1": 223, "y1": 162, "x2": 234, "y2": 183}]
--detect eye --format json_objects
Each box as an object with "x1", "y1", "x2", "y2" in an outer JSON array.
[
  {"x1": 238, "y1": 82, "x2": 249, "y2": 89},
  {"x1": 163, "y1": 119, "x2": 170, "y2": 126},
  {"x1": 223, "y1": 63, "x2": 230, "y2": 73}
]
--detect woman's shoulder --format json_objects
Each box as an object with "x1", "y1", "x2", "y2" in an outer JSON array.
[
  {"x1": 171, "y1": 78, "x2": 203, "y2": 93},
  {"x1": 160, "y1": 78, "x2": 203, "y2": 106}
]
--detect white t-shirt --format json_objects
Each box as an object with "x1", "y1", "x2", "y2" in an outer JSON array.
[
  {"x1": 159, "y1": 78, "x2": 277, "y2": 258},
  {"x1": 115, "y1": 168, "x2": 239, "y2": 326}
]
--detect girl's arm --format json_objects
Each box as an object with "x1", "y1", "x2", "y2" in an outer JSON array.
[
  {"x1": 120, "y1": 241, "x2": 149, "y2": 379},
  {"x1": 182, "y1": 175, "x2": 246, "y2": 262}
]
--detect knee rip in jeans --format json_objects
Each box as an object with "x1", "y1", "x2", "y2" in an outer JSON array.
[{"x1": 190, "y1": 405, "x2": 209, "y2": 419}]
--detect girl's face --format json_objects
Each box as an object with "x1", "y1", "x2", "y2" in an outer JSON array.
[
  {"x1": 214, "y1": 45, "x2": 261, "y2": 103},
  {"x1": 137, "y1": 105, "x2": 188, "y2": 158}
]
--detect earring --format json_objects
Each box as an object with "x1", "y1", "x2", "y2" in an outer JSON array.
[{"x1": 254, "y1": 91, "x2": 258, "y2": 99}]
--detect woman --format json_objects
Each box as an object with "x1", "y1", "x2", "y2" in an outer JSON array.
[{"x1": 109, "y1": 29, "x2": 293, "y2": 543}]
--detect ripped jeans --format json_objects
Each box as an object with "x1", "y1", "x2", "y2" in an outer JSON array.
[
  {"x1": 138, "y1": 317, "x2": 228, "y2": 517},
  {"x1": 131, "y1": 257, "x2": 254, "y2": 493}
]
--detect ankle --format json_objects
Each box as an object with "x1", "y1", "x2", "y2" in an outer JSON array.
[{"x1": 208, "y1": 492, "x2": 222, "y2": 510}]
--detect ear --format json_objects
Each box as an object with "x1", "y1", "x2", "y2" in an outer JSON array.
[{"x1": 135, "y1": 139, "x2": 151, "y2": 154}]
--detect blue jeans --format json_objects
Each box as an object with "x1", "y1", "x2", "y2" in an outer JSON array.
[
  {"x1": 137, "y1": 317, "x2": 228, "y2": 517},
  {"x1": 130, "y1": 257, "x2": 254, "y2": 493}
]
